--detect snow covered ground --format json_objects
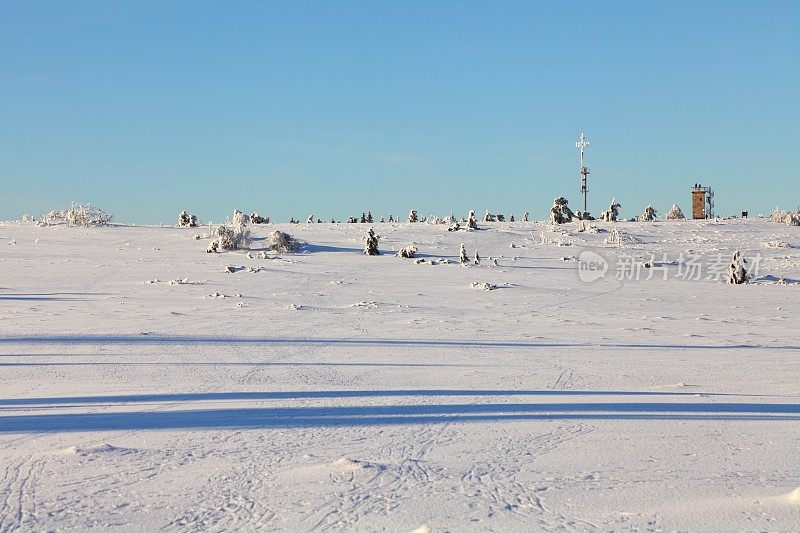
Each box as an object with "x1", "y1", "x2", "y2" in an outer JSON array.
[{"x1": 1, "y1": 217, "x2": 798, "y2": 531}]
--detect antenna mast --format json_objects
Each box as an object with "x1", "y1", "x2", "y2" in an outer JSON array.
[{"x1": 576, "y1": 132, "x2": 590, "y2": 215}]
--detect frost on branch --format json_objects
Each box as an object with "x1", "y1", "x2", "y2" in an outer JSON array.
[
  {"x1": 397, "y1": 244, "x2": 417, "y2": 258},
  {"x1": 600, "y1": 198, "x2": 621, "y2": 222},
  {"x1": 666, "y1": 204, "x2": 685, "y2": 220},
  {"x1": 727, "y1": 251, "x2": 749, "y2": 284},
  {"x1": 549, "y1": 197, "x2": 574, "y2": 224},
  {"x1": 363, "y1": 228, "x2": 380, "y2": 256},
  {"x1": 268, "y1": 231, "x2": 300, "y2": 253},
  {"x1": 178, "y1": 210, "x2": 198, "y2": 227}
]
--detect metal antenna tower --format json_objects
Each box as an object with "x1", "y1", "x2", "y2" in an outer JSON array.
[{"x1": 576, "y1": 132, "x2": 590, "y2": 214}]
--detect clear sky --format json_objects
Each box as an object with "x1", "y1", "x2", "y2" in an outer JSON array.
[{"x1": 1, "y1": 1, "x2": 797, "y2": 223}]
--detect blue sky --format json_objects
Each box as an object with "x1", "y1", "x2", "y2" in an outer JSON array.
[{"x1": 1, "y1": 1, "x2": 797, "y2": 223}]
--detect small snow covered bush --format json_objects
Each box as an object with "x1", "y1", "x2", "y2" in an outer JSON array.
[
  {"x1": 727, "y1": 251, "x2": 749, "y2": 284},
  {"x1": 178, "y1": 210, "x2": 198, "y2": 227},
  {"x1": 232, "y1": 210, "x2": 248, "y2": 226},
  {"x1": 769, "y1": 207, "x2": 800, "y2": 226},
  {"x1": 397, "y1": 244, "x2": 417, "y2": 258},
  {"x1": 639, "y1": 204, "x2": 658, "y2": 221},
  {"x1": 407, "y1": 210, "x2": 418, "y2": 223},
  {"x1": 40, "y1": 202, "x2": 113, "y2": 227},
  {"x1": 268, "y1": 230, "x2": 300, "y2": 253},
  {"x1": 604, "y1": 228, "x2": 642, "y2": 245},
  {"x1": 206, "y1": 224, "x2": 251, "y2": 253},
  {"x1": 250, "y1": 212, "x2": 268, "y2": 224},
  {"x1": 666, "y1": 204, "x2": 685, "y2": 220},
  {"x1": 363, "y1": 228, "x2": 380, "y2": 255},
  {"x1": 521, "y1": 212, "x2": 529, "y2": 222},
  {"x1": 549, "y1": 197, "x2": 575, "y2": 224},
  {"x1": 600, "y1": 198, "x2": 621, "y2": 222}
]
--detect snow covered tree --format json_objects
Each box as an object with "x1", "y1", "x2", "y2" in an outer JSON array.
[
  {"x1": 459, "y1": 243, "x2": 469, "y2": 264},
  {"x1": 496, "y1": 214, "x2": 505, "y2": 222},
  {"x1": 467, "y1": 210, "x2": 478, "y2": 230},
  {"x1": 363, "y1": 228, "x2": 380, "y2": 255},
  {"x1": 666, "y1": 204, "x2": 685, "y2": 220},
  {"x1": 178, "y1": 210, "x2": 198, "y2": 227},
  {"x1": 389, "y1": 215, "x2": 395, "y2": 223},
  {"x1": 397, "y1": 244, "x2": 417, "y2": 258},
  {"x1": 379, "y1": 217, "x2": 385, "y2": 223},
  {"x1": 483, "y1": 211, "x2": 496, "y2": 222},
  {"x1": 600, "y1": 198, "x2": 622, "y2": 222},
  {"x1": 474, "y1": 251, "x2": 481, "y2": 265},
  {"x1": 360, "y1": 212, "x2": 367, "y2": 223},
  {"x1": 367, "y1": 211, "x2": 373, "y2": 223},
  {"x1": 522, "y1": 212, "x2": 529, "y2": 222},
  {"x1": 407, "y1": 210, "x2": 418, "y2": 223},
  {"x1": 232, "y1": 210, "x2": 248, "y2": 227},
  {"x1": 640, "y1": 205, "x2": 657, "y2": 222},
  {"x1": 549, "y1": 197, "x2": 574, "y2": 224},
  {"x1": 509, "y1": 215, "x2": 515, "y2": 222},
  {"x1": 307, "y1": 215, "x2": 315, "y2": 224},
  {"x1": 727, "y1": 251, "x2": 749, "y2": 284}
]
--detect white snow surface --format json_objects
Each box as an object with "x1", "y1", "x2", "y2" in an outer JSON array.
[{"x1": 1, "y1": 218, "x2": 799, "y2": 531}]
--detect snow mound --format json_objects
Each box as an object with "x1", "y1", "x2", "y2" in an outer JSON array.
[{"x1": 61, "y1": 443, "x2": 137, "y2": 456}]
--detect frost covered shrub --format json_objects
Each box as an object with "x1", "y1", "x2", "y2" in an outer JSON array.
[
  {"x1": 727, "y1": 251, "x2": 749, "y2": 284},
  {"x1": 640, "y1": 205, "x2": 657, "y2": 222},
  {"x1": 600, "y1": 198, "x2": 621, "y2": 222},
  {"x1": 549, "y1": 197, "x2": 574, "y2": 224},
  {"x1": 363, "y1": 228, "x2": 380, "y2": 255},
  {"x1": 40, "y1": 203, "x2": 113, "y2": 227},
  {"x1": 522, "y1": 212, "x2": 529, "y2": 222},
  {"x1": 397, "y1": 244, "x2": 417, "y2": 258},
  {"x1": 769, "y1": 207, "x2": 800, "y2": 226},
  {"x1": 207, "y1": 224, "x2": 251, "y2": 253},
  {"x1": 467, "y1": 210, "x2": 478, "y2": 230},
  {"x1": 483, "y1": 211, "x2": 496, "y2": 222},
  {"x1": 250, "y1": 212, "x2": 269, "y2": 224},
  {"x1": 178, "y1": 210, "x2": 198, "y2": 227},
  {"x1": 407, "y1": 210, "x2": 418, "y2": 223},
  {"x1": 268, "y1": 230, "x2": 300, "y2": 253},
  {"x1": 232, "y1": 210, "x2": 249, "y2": 227},
  {"x1": 666, "y1": 204, "x2": 685, "y2": 220}
]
